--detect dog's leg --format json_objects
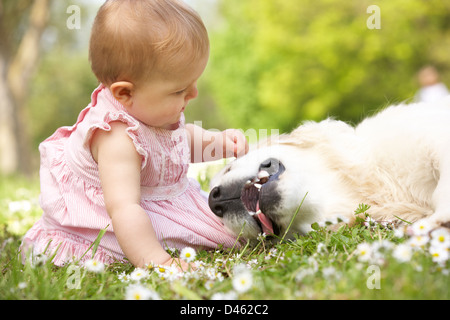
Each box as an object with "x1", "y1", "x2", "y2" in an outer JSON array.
[{"x1": 429, "y1": 147, "x2": 450, "y2": 228}]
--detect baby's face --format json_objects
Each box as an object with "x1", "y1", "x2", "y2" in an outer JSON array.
[{"x1": 128, "y1": 55, "x2": 208, "y2": 130}]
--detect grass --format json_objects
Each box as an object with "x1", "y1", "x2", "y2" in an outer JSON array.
[{"x1": 0, "y1": 174, "x2": 449, "y2": 300}]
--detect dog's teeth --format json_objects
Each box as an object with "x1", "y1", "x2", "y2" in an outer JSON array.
[
  {"x1": 256, "y1": 209, "x2": 262, "y2": 215},
  {"x1": 257, "y1": 170, "x2": 270, "y2": 179},
  {"x1": 248, "y1": 211, "x2": 256, "y2": 216},
  {"x1": 245, "y1": 180, "x2": 252, "y2": 185},
  {"x1": 259, "y1": 177, "x2": 269, "y2": 184},
  {"x1": 254, "y1": 183, "x2": 262, "y2": 189}
]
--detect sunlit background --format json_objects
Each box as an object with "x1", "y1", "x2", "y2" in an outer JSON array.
[{"x1": 1, "y1": 0, "x2": 450, "y2": 176}]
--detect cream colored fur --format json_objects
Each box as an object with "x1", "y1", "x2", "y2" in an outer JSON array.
[{"x1": 212, "y1": 98, "x2": 450, "y2": 238}]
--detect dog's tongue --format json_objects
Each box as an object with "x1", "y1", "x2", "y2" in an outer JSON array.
[{"x1": 255, "y1": 201, "x2": 274, "y2": 235}]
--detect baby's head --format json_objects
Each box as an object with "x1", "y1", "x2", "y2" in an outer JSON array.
[
  {"x1": 89, "y1": 0, "x2": 209, "y2": 86},
  {"x1": 89, "y1": 0, "x2": 209, "y2": 129}
]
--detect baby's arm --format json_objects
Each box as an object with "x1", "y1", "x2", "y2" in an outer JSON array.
[
  {"x1": 91, "y1": 122, "x2": 173, "y2": 268},
  {"x1": 185, "y1": 123, "x2": 248, "y2": 162}
]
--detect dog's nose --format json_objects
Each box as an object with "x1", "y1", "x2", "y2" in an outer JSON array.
[{"x1": 209, "y1": 186, "x2": 224, "y2": 217}]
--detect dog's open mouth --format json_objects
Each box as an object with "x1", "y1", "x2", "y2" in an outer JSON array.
[{"x1": 240, "y1": 170, "x2": 277, "y2": 235}]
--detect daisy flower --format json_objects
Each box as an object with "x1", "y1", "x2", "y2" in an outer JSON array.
[
  {"x1": 204, "y1": 280, "x2": 215, "y2": 290},
  {"x1": 193, "y1": 260, "x2": 206, "y2": 270},
  {"x1": 165, "y1": 265, "x2": 181, "y2": 281},
  {"x1": 125, "y1": 284, "x2": 160, "y2": 300},
  {"x1": 180, "y1": 247, "x2": 196, "y2": 263},
  {"x1": 392, "y1": 244, "x2": 413, "y2": 263},
  {"x1": 155, "y1": 265, "x2": 169, "y2": 280},
  {"x1": 430, "y1": 228, "x2": 450, "y2": 248},
  {"x1": 205, "y1": 267, "x2": 218, "y2": 280},
  {"x1": 355, "y1": 243, "x2": 372, "y2": 262},
  {"x1": 429, "y1": 245, "x2": 449, "y2": 264},
  {"x1": 257, "y1": 232, "x2": 267, "y2": 242},
  {"x1": 410, "y1": 219, "x2": 432, "y2": 236},
  {"x1": 246, "y1": 258, "x2": 259, "y2": 269},
  {"x1": 84, "y1": 259, "x2": 105, "y2": 273},
  {"x1": 130, "y1": 268, "x2": 149, "y2": 282},
  {"x1": 144, "y1": 262, "x2": 155, "y2": 272},
  {"x1": 117, "y1": 272, "x2": 131, "y2": 283},
  {"x1": 265, "y1": 247, "x2": 278, "y2": 260},
  {"x1": 232, "y1": 264, "x2": 253, "y2": 293},
  {"x1": 408, "y1": 235, "x2": 430, "y2": 249},
  {"x1": 232, "y1": 271, "x2": 253, "y2": 293}
]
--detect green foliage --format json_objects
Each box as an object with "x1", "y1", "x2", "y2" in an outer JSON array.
[
  {"x1": 28, "y1": 50, "x2": 98, "y2": 147},
  {"x1": 207, "y1": 0, "x2": 450, "y2": 132},
  {"x1": 24, "y1": 0, "x2": 450, "y2": 148},
  {"x1": 25, "y1": 0, "x2": 99, "y2": 150}
]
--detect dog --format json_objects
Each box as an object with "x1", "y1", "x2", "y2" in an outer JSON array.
[{"x1": 208, "y1": 98, "x2": 450, "y2": 240}]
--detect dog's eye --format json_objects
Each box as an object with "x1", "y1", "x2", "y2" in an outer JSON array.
[{"x1": 259, "y1": 158, "x2": 279, "y2": 172}]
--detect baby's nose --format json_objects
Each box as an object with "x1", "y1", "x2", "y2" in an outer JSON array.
[{"x1": 185, "y1": 84, "x2": 198, "y2": 101}]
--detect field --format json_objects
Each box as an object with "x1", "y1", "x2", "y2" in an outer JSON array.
[{"x1": 0, "y1": 172, "x2": 449, "y2": 301}]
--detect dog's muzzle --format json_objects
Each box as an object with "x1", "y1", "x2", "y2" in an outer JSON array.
[{"x1": 209, "y1": 158, "x2": 285, "y2": 236}]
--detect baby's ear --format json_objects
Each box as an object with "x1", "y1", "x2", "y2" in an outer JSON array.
[{"x1": 109, "y1": 81, "x2": 134, "y2": 109}]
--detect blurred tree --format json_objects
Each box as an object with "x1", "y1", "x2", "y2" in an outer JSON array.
[
  {"x1": 2, "y1": 0, "x2": 98, "y2": 173},
  {"x1": 26, "y1": 1, "x2": 98, "y2": 150},
  {"x1": 207, "y1": 0, "x2": 450, "y2": 133},
  {"x1": 0, "y1": 0, "x2": 51, "y2": 175}
]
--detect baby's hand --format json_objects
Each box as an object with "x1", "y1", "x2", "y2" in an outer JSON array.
[
  {"x1": 161, "y1": 257, "x2": 196, "y2": 272},
  {"x1": 222, "y1": 129, "x2": 249, "y2": 158}
]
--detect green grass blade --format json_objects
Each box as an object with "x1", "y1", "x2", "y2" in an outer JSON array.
[{"x1": 78, "y1": 224, "x2": 109, "y2": 262}]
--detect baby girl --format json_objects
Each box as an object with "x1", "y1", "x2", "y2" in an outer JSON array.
[{"x1": 21, "y1": 0, "x2": 248, "y2": 269}]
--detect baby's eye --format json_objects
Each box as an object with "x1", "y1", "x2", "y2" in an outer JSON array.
[{"x1": 174, "y1": 89, "x2": 186, "y2": 95}]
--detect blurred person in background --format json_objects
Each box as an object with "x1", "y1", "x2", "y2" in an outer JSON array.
[{"x1": 415, "y1": 65, "x2": 449, "y2": 103}]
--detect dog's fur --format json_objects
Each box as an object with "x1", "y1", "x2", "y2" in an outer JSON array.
[{"x1": 209, "y1": 99, "x2": 450, "y2": 239}]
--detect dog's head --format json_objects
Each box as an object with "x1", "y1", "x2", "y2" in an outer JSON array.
[
  {"x1": 208, "y1": 144, "x2": 319, "y2": 239},
  {"x1": 209, "y1": 120, "x2": 366, "y2": 239}
]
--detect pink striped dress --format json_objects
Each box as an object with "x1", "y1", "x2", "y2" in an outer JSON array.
[{"x1": 21, "y1": 84, "x2": 238, "y2": 266}]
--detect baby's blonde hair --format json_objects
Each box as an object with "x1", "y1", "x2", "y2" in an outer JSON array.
[{"x1": 89, "y1": 0, "x2": 209, "y2": 86}]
